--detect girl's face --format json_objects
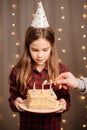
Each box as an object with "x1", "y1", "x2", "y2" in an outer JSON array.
[{"x1": 29, "y1": 38, "x2": 51, "y2": 69}]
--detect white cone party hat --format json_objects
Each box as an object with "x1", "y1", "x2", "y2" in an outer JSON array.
[{"x1": 31, "y1": 1, "x2": 49, "y2": 28}]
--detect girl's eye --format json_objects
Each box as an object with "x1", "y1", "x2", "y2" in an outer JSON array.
[
  {"x1": 43, "y1": 48, "x2": 49, "y2": 51},
  {"x1": 32, "y1": 49, "x2": 38, "y2": 51}
]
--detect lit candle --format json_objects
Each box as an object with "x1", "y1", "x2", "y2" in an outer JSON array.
[
  {"x1": 50, "y1": 80, "x2": 53, "y2": 96},
  {"x1": 50, "y1": 80, "x2": 52, "y2": 90},
  {"x1": 42, "y1": 80, "x2": 47, "y2": 90},
  {"x1": 33, "y1": 82, "x2": 36, "y2": 95}
]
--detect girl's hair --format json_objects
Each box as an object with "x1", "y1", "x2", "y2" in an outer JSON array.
[{"x1": 16, "y1": 26, "x2": 59, "y2": 93}]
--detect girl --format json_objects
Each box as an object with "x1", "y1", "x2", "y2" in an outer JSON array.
[{"x1": 8, "y1": 26, "x2": 70, "y2": 130}]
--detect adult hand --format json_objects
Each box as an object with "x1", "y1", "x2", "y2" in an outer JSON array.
[{"x1": 55, "y1": 72, "x2": 78, "y2": 90}]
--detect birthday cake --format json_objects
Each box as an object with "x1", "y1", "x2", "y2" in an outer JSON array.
[{"x1": 27, "y1": 89, "x2": 57, "y2": 109}]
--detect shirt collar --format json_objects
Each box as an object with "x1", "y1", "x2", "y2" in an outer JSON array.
[{"x1": 31, "y1": 64, "x2": 48, "y2": 73}]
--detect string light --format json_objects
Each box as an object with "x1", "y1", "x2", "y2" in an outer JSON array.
[
  {"x1": 83, "y1": 56, "x2": 86, "y2": 60},
  {"x1": 61, "y1": 6, "x2": 64, "y2": 10},
  {"x1": 81, "y1": 25, "x2": 85, "y2": 28},
  {"x1": 12, "y1": 114, "x2": 16, "y2": 118},
  {"x1": 12, "y1": 13, "x2": 15, "y2": 16},
  {"x1": 10, "y1": 0, "x2": 21, "y2": 68},
  {"x1": 12, "y1": 23, "x2": 15, "y2": 27},
  {"x1": 15, "y1": 54, "x2": 20, "y2": 58},
  {"x1": 58, "y1": 38, "x2": 61, "y2": 41},
  {"x1": 62, "y1": 119, "x2": 67, "y2": 123},
  {"x1": 16, "y1": 42, "x2": 20, "y2": 46},
  {"x1": 56, "y1": 0, "x2": 67, "y2": 63},
  {"x1": 82, "y1": 124, "x2": 87, "y2": 128},
  {"x1": 12, "y1": 4, "x2": 16, "y2": 9},
  {"x1": 58, "y1": 28, "x2": 63, "y2": 32},
  {"x1": 83, "y1": 34, "x2": 86, "y2": 38},
  {"x1": 83, "y1": 14, "x2": 87, "y2": 18},
  {"x1": 61, "y1": 16, "x2": 65, "y2": 20},
  {"x1": 11, "y1": 32, "x2": 15, "y2": 35},
  {"x1": 79, "y1": 75, "x2": 84, "y2": 78},
  {"x1": 62, "y1": 49, "x2": 66, "y2": 53},
  {"x1": 80, "y1": 0, "x2": 87, "y2": 73},
  {"x1": 80, "y1": 95, "x2": 86, "y2": 100},
  {"x1": 85, "y1": 65, "x2": 87, "y2": 68},
  {"x1": 83, "y1": 4, "x2": 87, "y2": 9},
  {"x1": 58, "y1": 59, "x2": 62, "y2": 63},
  {"x1": 81, "y1": 45, "x2": 86, "y2": 50},
  {"x1": 11, "y1": 64, "x2": 15, "y2": 68}
]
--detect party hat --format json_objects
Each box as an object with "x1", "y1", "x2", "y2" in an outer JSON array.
[{"x1": 31, "y1": 1, "x2": 49, "y2": 28}]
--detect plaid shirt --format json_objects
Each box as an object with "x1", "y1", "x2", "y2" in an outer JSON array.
[{"x1": 8, "y1": 63, "x2": 70, "y2": 130}]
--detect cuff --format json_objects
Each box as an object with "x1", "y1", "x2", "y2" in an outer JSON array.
[{"x1": 78, "y1": 78, "x2": 87, "y2": 93}]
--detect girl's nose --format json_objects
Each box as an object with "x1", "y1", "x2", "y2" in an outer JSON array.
[{"x1": 37, "y1": 51, "x2": 43, "y2": 57}]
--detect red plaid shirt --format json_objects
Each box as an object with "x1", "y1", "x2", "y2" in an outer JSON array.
[{"x1": 8, "y1": 63, "x2": 70, "y2": 130}]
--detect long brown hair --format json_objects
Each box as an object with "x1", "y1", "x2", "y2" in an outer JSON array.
[{"x1": 15, "y1": 26, "x2": 59, "y2": 93}]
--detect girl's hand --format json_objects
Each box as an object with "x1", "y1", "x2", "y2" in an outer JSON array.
[
  {"x1": 14, "y1": 97, "x2": 25, "y2": 111},
  {"x1": 56, "y1": 99, "x2": 66, "y2": 113}
]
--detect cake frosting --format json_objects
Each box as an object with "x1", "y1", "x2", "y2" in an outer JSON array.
[{"x1": 27, "y1": 89, "x2": 57, "y2": 109}]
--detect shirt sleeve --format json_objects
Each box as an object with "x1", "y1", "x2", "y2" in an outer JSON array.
[
  {"x1": 78, "y1": 78, "x2": 87, "y2": 94},
  {"x1": 8, "y1": 67, "x2": 20, "y2": 112}
]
